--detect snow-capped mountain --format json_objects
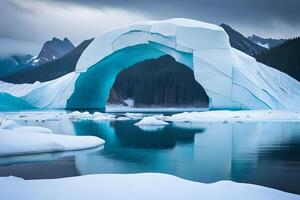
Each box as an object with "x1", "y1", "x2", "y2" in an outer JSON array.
[
  {"x1": 31, "y1": 37, "x2": 75, "y2": 66},
  {"x1": 248, "y1": 35, "x2": 286, "y2": 49},
  {"x1": 0, "y1": 37, "x2": 76, "y2": 79},
  {"x1": 220, "y1": 24, "x2": 266, "y2": 56},
  {"x1": 3, "y1": 39, "x2": 93, "y2": 83},
  {"x1": 0, "y1": 55, "x2": 33, "y2": 79}
]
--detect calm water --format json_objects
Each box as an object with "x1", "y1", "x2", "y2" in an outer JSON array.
[{"x1": 1, "y1": 115, "x2": 300, "y2": 194}]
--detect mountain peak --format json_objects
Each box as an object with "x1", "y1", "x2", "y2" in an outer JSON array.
[
  {"x1": 248, "y1": 35, "x2": 286, "y2": 49},
  {"x1": 220, "y1": 23, "x2": 266, "y2": 56},
  {"x1": 33, "y1": 37, "x2": 75, "y2": 66}
]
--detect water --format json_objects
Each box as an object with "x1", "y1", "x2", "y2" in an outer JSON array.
[{"x1": 1, "y1": 115, "x2": 300, "y2": 194}]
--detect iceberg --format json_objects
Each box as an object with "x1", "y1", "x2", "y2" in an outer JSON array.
[
  {"x1": 135, "y1": 116, "x2": 169, "y2": 126},
  {"x1": 0, "y1": 18, "x2": 300, "y2": 110}
]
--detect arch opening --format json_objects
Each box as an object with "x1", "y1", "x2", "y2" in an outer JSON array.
[
  {"x1": 107, "y1": 55, "x2": 209, "y2": 109},
  {"x1": 66, "y1": 42, "x2": 210, "y2": 111}
]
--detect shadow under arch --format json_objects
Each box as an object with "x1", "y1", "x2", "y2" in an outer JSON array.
[{"x1": 66, "y1": 42, "x2": 210, "y2": 111}]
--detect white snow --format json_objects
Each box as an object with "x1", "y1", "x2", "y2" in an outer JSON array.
[
  {"x1": 135, "y1": 116, "x2": 169, "y2": 126},
  {"x1": 0, "y1": 173, "x2": 298, "y2": 200},
  {"x1": 164, "y1": 110, "x2": 300, "y2": 122},
  {"x1": 255, "y1": 41, "x2": 270, "y2": 49},
  {"x1": 124, "y1": 98, "x2": 134, "y2": 107}
]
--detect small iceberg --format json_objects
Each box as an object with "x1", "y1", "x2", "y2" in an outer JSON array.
[
  {"x1": 135, "y1": 116, "x2": 169, "y2": 126},
  {"x1": 68, "y1": 111, "x2": 92, "y2": 119},
  {"x1": 125, "y1": 112, "x2": 144, "y2": 119},
  {"x1": 92, "y1": 112, "x2": 116, "y2": 121}
]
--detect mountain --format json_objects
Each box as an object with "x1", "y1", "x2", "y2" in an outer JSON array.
[
  {"x1": 220, "y1": 23, "x2": 266, "y2": 56},
  {"x1": 107, "y1": 55, "x2": 209, "y2": 107},
  {"x1": 0, "y1": 37, "x2": 75, "y2": 79},
  {"x1": 255, "y1": 37, "x2": 300, "y2": 81},
  {"x1": 31, "y1": 37, "x2": 75, "y2": 66},
  {"x1": 2, "y1": 39, "x2": 93, "y2": 83},
  {"x1": 248, "y1": 35, "x2": 286, "y2": 49},
  {"x1": 0, "y1": 54, "x2": 33, "y2": 79}
]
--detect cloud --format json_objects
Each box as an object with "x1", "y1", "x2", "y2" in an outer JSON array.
[
  {"x1": 0, "y1": 37, "x2": 40, "y2": 57},
  {"x1": 0, "y1": 0, "x2": 299, "y2": 56},
  {"x1": 47, "y1": 0, "x2": 300, "y2": 39},
  {"x1": 0, "y1": 0, "x2": 146, "y2": 56}
]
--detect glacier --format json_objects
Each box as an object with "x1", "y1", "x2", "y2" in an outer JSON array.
[{"x1": 0, "y1": 18, "x2": 300, "y2": 110}]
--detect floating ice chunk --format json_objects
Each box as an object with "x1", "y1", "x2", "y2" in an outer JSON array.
[
  {"x1": 0, "y1": 145, "x2": 103, "y2": 166},
  {"x1": 135, "y1": 116, "x2": 169, "y2": 126},
  {"x1": 125, "y1": 113, "x2": 144, "y2": 119},
  {"x1": 92, "y1": 112, "x2": 116, "y2": 121},
  {"x1": 0, "y1": 128, "x2": 105, "y2": 156},
  {"x1": 68, "y1": 111, "x2": 92, "y2": 119},
  {"x1": 116, "y1": 116, "x2": 131, "y2": 121}
]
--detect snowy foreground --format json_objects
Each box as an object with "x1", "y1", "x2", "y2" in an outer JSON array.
[
  {"x1": 0, "y1": 119, "x2": 104, "y2": 156},
  {"x1": 0, "y1": 173, "x2": 298, "y2": 200}
]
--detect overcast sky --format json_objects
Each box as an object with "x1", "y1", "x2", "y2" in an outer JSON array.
[{"x1": 0, "y1": 0, "x2": 299, "y2": 56}]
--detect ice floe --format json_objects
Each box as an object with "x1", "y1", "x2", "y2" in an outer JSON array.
[
  {"x1": 135, "y1": 116, "x2": 169, "y2": 126},
  {"x1": 0, "y1": 120, "x2": 105, "y2": 156},
  {"x1": 0, "y1": 173, "x2": 298, "y2": 200}
]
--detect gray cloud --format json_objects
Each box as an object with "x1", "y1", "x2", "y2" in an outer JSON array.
[
  {"x1": 0, "y1": 0, "x2": 299, "y2": 57},
  {"x1": 48, "y1": 0, "x2": 300, "y2": 38}
]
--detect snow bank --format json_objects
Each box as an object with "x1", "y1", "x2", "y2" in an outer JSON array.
[
  {"x1": 0, "y1": 173, "x2": 298, "y2": 200},
  {"x1": 135, "y1": 116, "x2": 169, "y2": 126},
  {"x1": 165, "y1": 110, "x2": 300, "y2": 122}
]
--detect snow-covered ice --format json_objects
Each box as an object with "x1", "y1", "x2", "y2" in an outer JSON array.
[{"x1": 0, "y1": 173, "x2": 298, "y2": 200}]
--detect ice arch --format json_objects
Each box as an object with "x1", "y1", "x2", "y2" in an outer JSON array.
[
  {"x1": 0, "y1": 18, "x2": 300, "y2": 110},
  {"x1": 67, "y1": 18, "x2": 300, "y2": 110}
]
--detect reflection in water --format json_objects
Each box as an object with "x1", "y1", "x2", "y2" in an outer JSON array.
[{"x1": 0, "y1": 119, "x2": 300, "y2": 194}]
